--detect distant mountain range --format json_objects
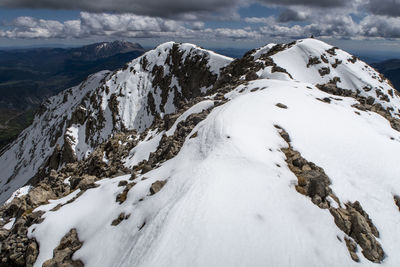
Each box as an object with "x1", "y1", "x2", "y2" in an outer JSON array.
[
  {"x1": 0, "y1": 40, "x2": 145, "y2": 148},
  {"x1": 371, "y1": 59, "x2": 400, "y2": 91}
]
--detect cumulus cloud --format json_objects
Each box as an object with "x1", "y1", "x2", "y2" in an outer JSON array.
[
  {"x1": 1, "y1": 16, "x2": 80, "y2": 38},
  {"x1": 360, "y1": 15, "x2": 400, "y2": 38},
  {"x1": 1, "y1": 0, "x2": 400, "y2": 41},
  {"x1": 277, "y1": 8, "x2": 310, "y2": 22},
  {"x1": 213, "y1": 27, "x2": 261, "y2": 39},
  {"x1": 244, "y1": 16, "x2": 275, "y2": 24},
  {"x1": 0, "y1": 12, "x2": 207, "y2": 39}
]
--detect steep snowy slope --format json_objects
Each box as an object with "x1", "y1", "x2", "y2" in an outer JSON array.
[
  {"x1": 0, "y1": 71, "x2": 110, "y2": 204},
  {"x1": 28, "y1": 80, "x2": 400, "y2": 267},
  {"x1": 0, "y1": 42, "x2": 232, "y2": 204},
  {"x1": 1, "y1": 38, "x2": 400, "y2": 267},
  {"x1": 225, "y1": 38, "x2": 400, "y2": 119}
]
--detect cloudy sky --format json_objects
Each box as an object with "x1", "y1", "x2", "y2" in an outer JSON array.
[{"x1": 0, "y1": 0, "x2": 400, "y2": 54}]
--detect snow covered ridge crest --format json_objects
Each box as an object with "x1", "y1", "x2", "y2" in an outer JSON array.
[
  {"x1": 0, "y1": 42, "x2": 233, "y2": 205},
  {"x1": 1, "y1": 38, "x2": 400, "y2": 266}
]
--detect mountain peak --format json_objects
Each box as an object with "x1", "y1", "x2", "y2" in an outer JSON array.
[
  {"x1": 70, "y1": 40, "x2": 144, "y2": 60},
  {"x1": 0, "y1": 42, "x2": 233, "y2": 204}
]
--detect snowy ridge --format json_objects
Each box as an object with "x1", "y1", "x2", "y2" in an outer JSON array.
[
  {"x1": 0, "y1": 43, "x2": 232, "y2": 204},
  {"x1": 253, "y1": 39, "x2": 400, "y2": 118},
  {"x1": 28, "y1": 79, "x2": 400, "y2": 267},
  {"x1": 0, "y1": 71, "x2": 110, "y2": 204},
  {"x1": 1, "y1": 38, "x2": 400, "y2": 267}
]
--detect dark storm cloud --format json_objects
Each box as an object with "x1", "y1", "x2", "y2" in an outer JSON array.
[
  {"x1": 277, "y1": 9, "x2": 309, "y2": 22},
  {"x1": 258, "y1": 0, "x2": 348, "y2": 8},
  {"x1": 0, "y1": 0, "x2": 351, "y2": 18},
  {"x1": 0, "y1": 0, "x2": 242, "y2": 18},
  {"x1": 363, "y1": 0, "x2": 400, "y2": 17}
]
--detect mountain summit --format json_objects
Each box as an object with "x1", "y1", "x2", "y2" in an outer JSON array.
[
  {"x1": 69, "y1": 40, "x2": 144, "y2": 61},
  {"x1": 1, "y1": 38, "x2": 400, "y2": 267}
]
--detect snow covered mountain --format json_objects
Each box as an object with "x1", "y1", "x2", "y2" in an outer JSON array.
[
  {"x1": 70, "y1": 40, "x2": 144, "y2": 61},
  {"x1": 1, "y1": 38, "x2": 400, "y2": 267}
]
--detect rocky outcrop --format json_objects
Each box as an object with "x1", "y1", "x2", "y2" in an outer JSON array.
[
  {"x1": 276, "y1": 125, "x2": 384, "y2": 263},
  {"x1": 116, "y1": 182, "x2": 136, "y2": 204},
  {"x1": 0, "y1": 214, "x2": 42, "y2": 266},
  {"x1": 394, "y1": 195, "x2": 400, "y2": 211},
  {"x1": 111, "y1": 212, "x2": 130, "y2": 226},
  {"x1": 0, "y1": 172, "x2": 74, "y2": 266},
  {"x1": 215, "y1": 42, "x2": 295, "y2": 89},
  {"x1": 42, "y1": 229, "x2": 83, "y2": 267},
  {"x1": 345, "y1": 237, "x2": 359, "y2": 262},
  {"x1": 330, "y1": 202, "x2": 383, "y2": 263},
  {"x1": 317, "y1": 82, "x2": 400, "y2": 132},
  {"x1": 145, "y1": 107, "x2": 213, "y2": 169},
  {"x1": 149, "y1": 180, "x2": 167, "y2": 195},
  {"x1": 307, "y1": 56, "x2": 321, "y2": 67}
]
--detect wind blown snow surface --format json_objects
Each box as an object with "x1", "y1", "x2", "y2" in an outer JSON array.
[{"x1": 28, "y1": 79, "x2": 400, "y2": 267}]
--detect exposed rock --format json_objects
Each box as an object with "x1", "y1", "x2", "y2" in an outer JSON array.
[
  {"x1": 28, "y1": 186, "x2": 57, "y2": 206},
  {"x1": 316, "y1": 82, "x2": 400, "y2": 133},
  {"x1": 376, "y1": 89, "x2": 390, "y2": 102},
  {"x1": 277, "y1": 126, "x2": 384, "y2": 263},
  {"x1": 116, "y1": 182, "x2": 136, "y2": 204},
  {"x1": 141, "y1": 164, "x2": 152, "y2": 174},
  {"x1": 307, "y1": 56, "x2": 322, "y2": 67},
  {"x1": 25, "y1": 240, "x2": 39, "y2": 267},
  {"x1": 345, "y1": 237, "x2": 360, "y2": 262},
  {"x1": 111, "y1": 212, "x2": 130, "y2": 226},
  {"x1": 331, "y1": 59, "x2": 342, "y2": 68},
  {"x1": 316, "y1": 83, "x2": 352, "y2": 97},
  {"x1": 146, "y1": 108, "x2": 212, "y2": 168},
  {"x1": 394, "y1": 195, "x2": 400, "y2": 211},
  {"x1": 0, "y1": 211, "x2": 43, "y2": 266},
  {"x1": 69, "y1": 105, "x2": 87, "y2": 125},
  {"x1": 42, "y1": 229, "x2": 84, "y2": 267},
  {"x1": 326, "y1": 47, "x2": 338, "y2": 56},
  {"x1": 245, "y1": 71, "x2": 258, "y2": 81},
  {"x1": 77, "y1": 175, "x2": 98, "y2": 191},
  {"x1": 322, "y1": 97, "x2": 331, "y2": 103},
  {"x1": 280, "y1": 133, "x2": 332, "y2": 209},
  {"x1": 348, "y1": 55, "x2": 358, "y2": 63},
  {"x1": 150, "y1": 180, "x2": 167, "y2": 195},
  {"x1": 276, "y1": 103, "x2": 288, "y2": 109},
  {"x1": 318, "y1": 67, "x2": 331, "y2": 76},
  {"x1": 48, "y1": 145, "x2": 62, "y2": 170},
  {"x1": 366, "y1": 96, "x2": 375, "y2": 105},
  {"x1": 330, "y1": 202, "x2": 384, "y2": 263},
  {"x1": 320, "y1": 54, "x2": 329, "y2": 63},
  {"x1": 118, "y1": 180, "x2": 128, "y2": 187}
]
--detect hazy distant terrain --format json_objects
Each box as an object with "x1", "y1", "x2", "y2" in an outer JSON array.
[
  {"x1": 0, "y1": 41, "x2": 144, "y2": 149},
  {"x1": 371, "y1": 59, "x2": 400, "y2": 91}
]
